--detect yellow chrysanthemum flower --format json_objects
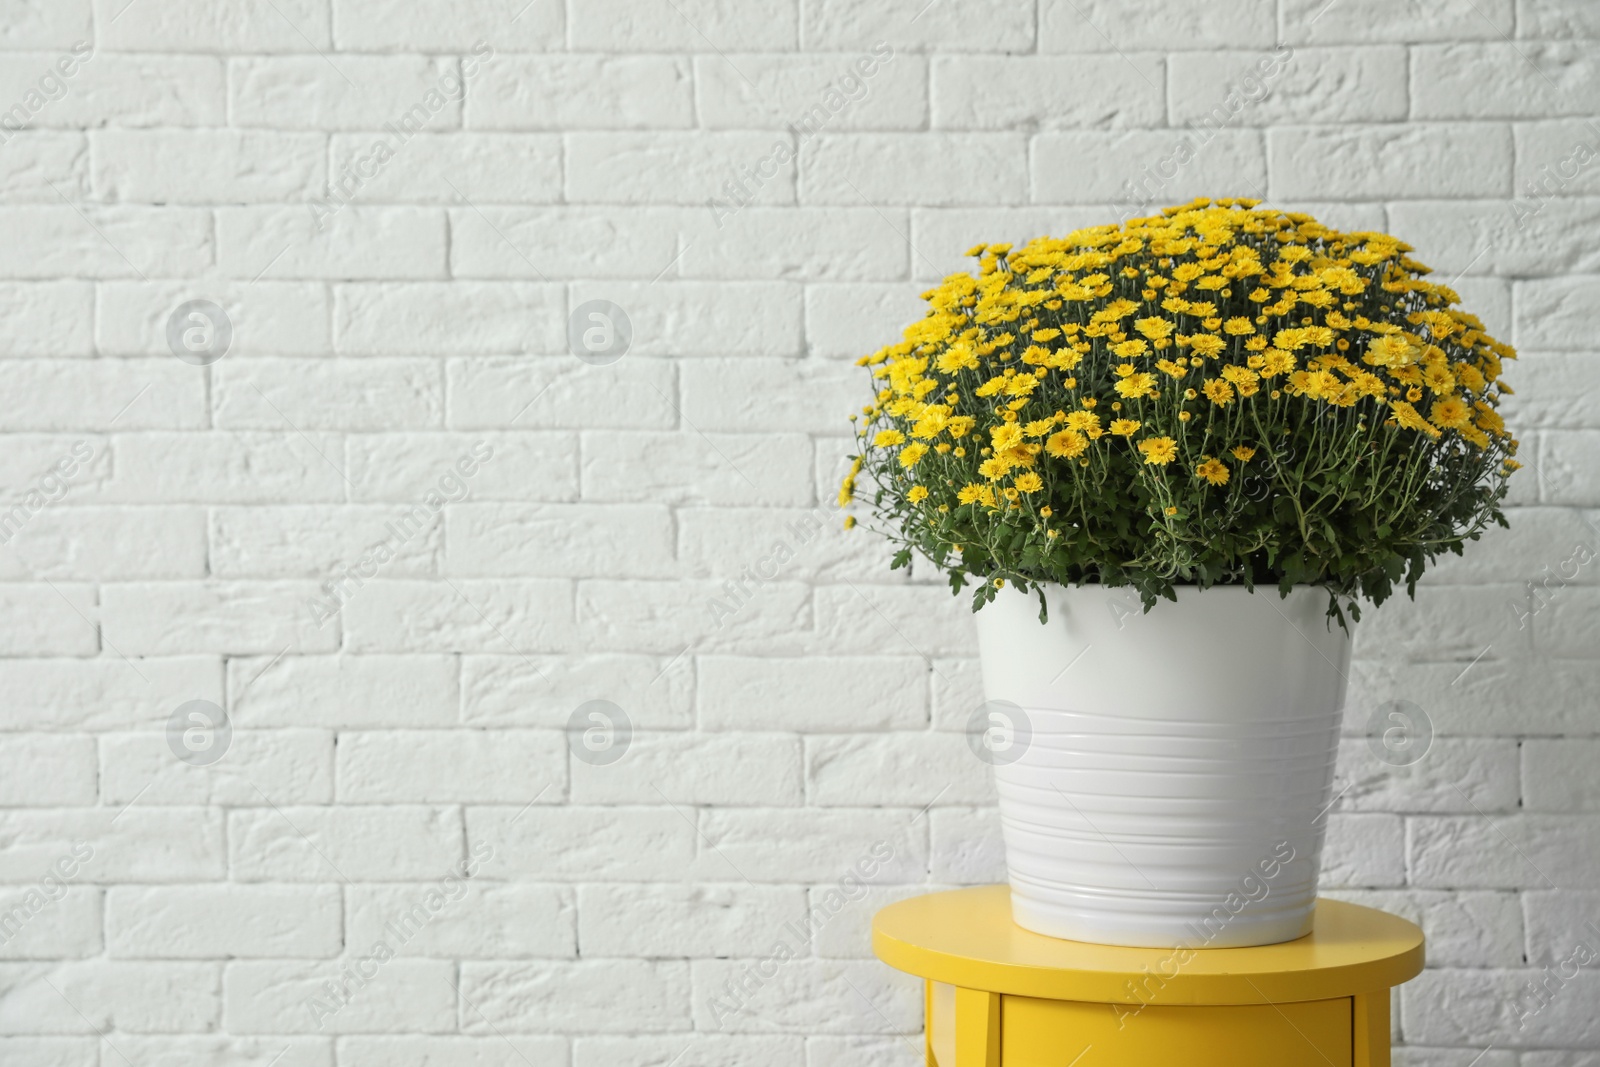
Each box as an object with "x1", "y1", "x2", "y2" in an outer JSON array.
[
  {"x1": 899, "y1": 443, "x2": 928, "y2": 468},
  {"x1": 1044, "y1": 429, "x2": 1088, "y2": 458},
  {"x1": 1014, "y1": 472, "x2": 1044, "y2": 493},
  {"x1": 1195, "y1": 456, "x2": 1230, "y2": 486},
  {"x1": 1110, "y1": 418, "x2": 1141, "y2": 436},
  {"x1": 907, "y1": 485, "x2": 929, "y2": 503},
  {"x1": 1114, "y1": 373, "x2": 1156, "y2": 398},
  {"x1": 1138, "y1": 437, "x2": 1178, "y2": 465},
  {"x1": 1202, "y1": 379, "x2": 1235, "y2": 406},
  {"x1": 1231, "y1": 445, "x2": 1257, "y2": 462}
]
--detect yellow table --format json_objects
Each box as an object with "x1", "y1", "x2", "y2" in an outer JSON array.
[{"x1": 873, "y1": 887, "x2": 1424, "y2": 1067}]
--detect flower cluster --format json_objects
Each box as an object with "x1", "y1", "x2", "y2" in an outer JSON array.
[{"x1": 842, "y1": 199, "x2": 1519, "y2": 623}]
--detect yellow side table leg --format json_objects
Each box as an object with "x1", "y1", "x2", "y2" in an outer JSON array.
[
  {"x1": 954, "y1": 986, "x2": 1001, "y2": 1067},
  {"x1": 1353, "y1": 990, "x2": 1391, "y2": 1067},
  {"x1": 925, "y1": 981, "x2": 937, "y2": 1067}
]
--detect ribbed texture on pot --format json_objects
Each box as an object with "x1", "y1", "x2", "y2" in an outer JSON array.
[
  {"x1": 994, "y1": 706, "x2": 1341, "y2": 947},
  {"x1": 975, "y1": 584, "x2": 1351, "y2": 948}
]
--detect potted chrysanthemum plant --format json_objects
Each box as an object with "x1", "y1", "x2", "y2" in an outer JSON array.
[{"x1": 842, "y1": 199, "x2": 1519, "y2": 948}]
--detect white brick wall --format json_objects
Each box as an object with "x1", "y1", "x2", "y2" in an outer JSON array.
[{"x1": 0, "y1": 1, "x2": 1596, "y2": 1063}]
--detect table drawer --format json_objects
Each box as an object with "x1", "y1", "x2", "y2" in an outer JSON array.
[{"x1": 1001, "y1": 994, "x2": 1352, "y2": 1067}]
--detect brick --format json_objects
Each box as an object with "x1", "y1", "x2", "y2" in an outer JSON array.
[
  {"x1": 578, "y1": 884, "x2": 806, "y2": 957},
  {"x1": 909, "y1": 207, "x2": 1115, "y2": 278},
  {"x1": 1387, "y1": 199, "x2": 1600, "y2": 279},
  {"x1": 1410, "y1": 814, "x2": 1599, "y2": 888},
  {"x1": 576, "y1": 578, "x2": 811, "y2": 655},
  {"x1": 0, "y1": 53, "x2": 224, "y2": 128},
  {"x1": 0, "y1": 886, "x2": 101, "y2": 961},
  {"x1": 469, "y1": 56, "x2": 694, "y2": 129},
  {"x1": 569, "y1": 132, "x2": 797, "y2": 206},
  {"x1": 0, "y1": 4, "x2": 90, "y2": 49},
  {"x1": 583, "y1": 431, "x2": 812, "y2": 506},
  {"x1": 804, "y1": 282, "x2": 926, "y2": 359},
  {"x1": 0, "y1": 584, "x2": 96, "y2": 656},
  {"x1": 933, "y1": 56, "x2": 1163, "y2": 130},
  {"x1": 0, "y1": 809, "x2": 225, "y2": 884},
  {"x1": 1537, "y1": 431, "x2": 1600, "y2": 505},
  {"x1": 95, "y1": 0, "x2": 331, "y2": 51},
  {"x1": 805, "y1": 133, "x2": 1028, "y2": 206},
  {"x1": 811, "y1": 583, "x2": 979, "y2": 659},
  {"x1": 571, "y1": 280, "x2": 803, "y2": 357},
  {"x1": 681, "y1": 358, "x2": 860, "y2": 433},
  {"x1": 99, "y1": 729, "x2": 334, "y2": 806},
  {"x1": 578, "y1": 1035, "x2": 804, "y2": 1067},
  {"x1": 103, "y1": 1037, "x2": 332, "y2": 1067},
  {"x1": 340, "y1": 579, "x2": 573, "y2": 654},
  {"x1": 459, "y1": 960, "x2": 690, "y2": 1034},
  {"x1": 1421, "y1": 507, "x2": 1598, "y2": 585},
  {"x1": 0, "y1": 207, "x2": 210, "y2": 279},
  {"x1": 0, "y1": 282, "x2": 92, "y2": 357},
  {"x1": 228, "y1": 654, "x2": 456, "y2": 728},
  {"x1": 697, "y1": 808, "x2": 927, "y2": 883},
  {"x1": 571, "y1": 732, "x2": 803, "y2": 806},
  {"x1": 0, "y1": 506, "x2": 206, "y2": 581},
  {"x1": 930, "y1": 657, "x2": 985, "y2": 731},
  {"x1": 803, "y1": 0, "x2": 1033, "y2": 53},
  {"x1": 930, "y1": 807, "x2": 1003, "y2": 883},
  {"x1": 1403, "y1": 967, "x2": 1600, "y2": 1048},
  {"x1": 446, "y1": 503, "x2": 676, "y2": 579},
  {"x1": 0, "y1": 736, "x2": 95, "y2": 806},
  {"x1": 0, "y1": 656, "x2": 220, "y2": 732},
  {"x1": 1042, "y1": 0, "x2": 1275, "y2": 52},
  {"x1": 334, "y1": 281, "x2": 560, "y2": 353},
  {"x1": 1271, "y1": 124, "x2": 1513, "y2": 200},
  {"x1": 1525, "y1": 740, "x2": 1600, "y2": 810},
  {"x1": 344, "y1": 432, "x2": 576, "y2": 502},
  {"x1": 446, "y1": 358, "x2": 678, "y2": 431},
  {"x1": 1519, "y1": 0, "x2": 1600, "y2": 38},
  {"x1": 449, "y1": 206, "x2": 681, "y2": 280},
  {"x1": 218, "y1": 207, "x2": 446, "y2": 281},
  {"x1": 327, "y1": 132, "x2": 561, "y2": 204},
  {"x1": 347, "y1": 882, "x2": 575, "y2": 958},
  {"x1": 0, "y1": 961, "x2": 219, "y2": 1034},
  {"x1": 1322, "y1": 889, "x2": 1523, "y2": 967},
  {"x1": 1348, "y1": 657, "x2": 1600, "y2": 736},
  {"x1": 0, "y1": 361, "x2": 205, "y2": 433},
  {"x1": 1034, "y1": 129, "x2": 1269, "y2": 206},
  {"x1": 229, "y1": 806, "x2": 461, "y2": 882},
  {"x1": 101, "y1": 581, "x2": 340, "y2": 655},
  {"x1": 105, "y1": 885, "x2": 340, "y2": 958},
  {"x1": 1333, "y1": 737, "x2": 1520, "y2": 813},
  {"x1": 1169, "y1": 47, "x2": 1406, "y2": 126},
  {"x1": 1319, "y1": 812, "x2": 1407, "y2": 888},
  {"x1": 1280, "y1": 0, "x2": 1512, "y2": 43},
  {"x1": 689, "y1": 958, "x2": 919, "y2": 1032},
  {"x1": 806, "y1": 1036, "x2": 923, "y2": 1067},
  {"x1": 1535, "y1": 585, "x2": 1600, "y2": 656},
  {"x1": 93, "y1": 428, "x2": 344, "y2": 505},
  {"x1": 1414, "y1": 43, "x2": 1600, "y2": 119},
  {"x1": 699, "y1": 53, "x2": 926, "y2": 131},
  {"x1": 0, "y1": 1038, "x2": 95, "y2": 1066},
  {"x1": 1519, "y1": 278, "x2": 1600, "y2": 349},
  {"x1": 461, "y1": 652, "x2": 694, "y2": 730},
  {"x1": 224, "y1": 959, "x2": 454, "y2": 1034},
  {"x1": 337, "y1": 730, "x2": 565, "y2": 803},
  {"x1": 1501, "y1": 352, "x2": 1600, "y2": 430},
  {"x1": 808, "y1": 734, "x2": 991, "y2": 807},
  {"x1": 1522, "y1": 890, "x2": 1600, "y2": 966},
  {"x1": 678, "y1": 507, "x2": 893, "y2": 586},
  {"x1": 0, "y1": 132, "x2": 89, "y2": 200},
  {"x1": 1351, "y1": 584, "x2": 1531, "y2": 662},
  {"x1": 339, "y1": 1036, "x2": 565, "y2": 1067},
  {"x1": 572, "y1": 0, "x2": 796, "y2": 51},
  {"x1": 468, "y1": 806, "x2": 696, "y2": 882},
  {"x1": 681, "y1": 207, "x2": 908, "y2": 281},
  {"x1": 332, "y1": 0, "x2": 562, "y2": 50},
  {"x1": 97, "y1": 280, "x2": 332, "y2": 357},
  {"x1": 209, "y1": 505, "x2": 439, "y2": 579},
  {"x1": 213, "y1": 358, "x2": 441, "y2": 431},
  {"x1": 92, "y1": 129, "x2": 325, "y2": 203},
  {"x1": 1516, "y1": 122, "x2": 1600, "y2": 199},
  {"x1": 698, "y1": 656, "x2": 925, "y2": 733},
  {"x1": 229, "y1": 55, "x2": 463, "y2": 130},
  {"x1": 810, "y1": 884, "x2": 929, "y2": 958}
]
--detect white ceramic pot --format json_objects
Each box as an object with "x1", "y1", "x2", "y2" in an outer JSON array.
[{"x1": 973, "y1": 583, "x2": 1350, "y2": 948}]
